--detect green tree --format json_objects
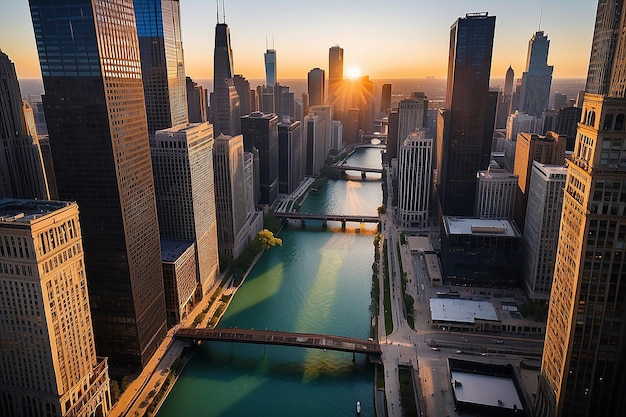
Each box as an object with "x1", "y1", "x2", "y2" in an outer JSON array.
[
  {"x1": 120, "y1": 375, "x2": 131, "y2": 392},
  {"x1": 377, "y1": 205, "x2": 386, "y2": 214},
  {"x1": 255, "y1": 229, "x2": 283, "y2": 250}
]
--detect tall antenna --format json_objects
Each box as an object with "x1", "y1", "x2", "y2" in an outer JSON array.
[
  {"x1": 216, "y1": 0, "x2": 219, "y2": 23},
  {"x1": 538, "y1": 1, "x2": 544, "y2": 31},
  {"x1": 266, "y1": 34, "x2": 268, "y2": 51},
  {"x1": 222, "y1": 0, "x2": 226, "y2": 23},
  {"x1": 272, "y1": 35, "x2": 275, "y2": 50}
]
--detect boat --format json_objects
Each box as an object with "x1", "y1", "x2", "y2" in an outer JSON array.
[{"x1": 356, "y1": 401, "x2": 361, "y2": 415}]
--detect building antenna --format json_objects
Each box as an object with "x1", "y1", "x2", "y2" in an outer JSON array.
[
  {"x1": 216, "y1": 0, "x2": 219, "y2": 23},
  {"x1": 272, "y1": 35, "x2": 275, "y2": 50},
  {"x1": 222, "y1": 0, "x2": 226, "y2": 23},
  {"x1": 266, "y1": 34, "x2": 268, "y2": 51},
  {"x1": 538, "y1": 1, "x2": 544, "y2": 31}
]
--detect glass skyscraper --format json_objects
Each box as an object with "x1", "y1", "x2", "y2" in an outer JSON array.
[
  {"x1": 134, "y1": 0, "x2": 188, "y2": 133},
  {"x1": 518, "y1": 31, "x2": 554, "y2": 117},
  {"x1": 437, "y1": 12, "x2": 496, "y2": 216},
  {"x1": 28, "y1": 0, "x2": 167, "y2": 368},
  {"x1": 211, "y1": 21, "x2": 240, "y2": 136}
]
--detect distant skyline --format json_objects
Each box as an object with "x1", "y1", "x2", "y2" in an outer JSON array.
[{"x1": 1, "y1": 0, "x2": 597, "y2": 82}]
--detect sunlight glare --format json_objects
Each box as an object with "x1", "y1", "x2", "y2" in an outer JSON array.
[{"x1": 346, "y1": 66, "x2": 362, "y2": 80}]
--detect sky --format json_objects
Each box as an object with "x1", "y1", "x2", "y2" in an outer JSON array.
[{"x1": 0, "y1": 0, "x2": 598, "y2": 82}]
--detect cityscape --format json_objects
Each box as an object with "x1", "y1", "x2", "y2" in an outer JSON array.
[{"x1": 0, "y1": 1, "x2": 624, "y2": 417}]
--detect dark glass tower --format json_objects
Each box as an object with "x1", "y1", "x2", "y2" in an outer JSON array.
[
  {"x1": 586, "y1": 0, "x2": 624, "y2": 95},
  {"x1": 134, "y1": 0, "x2": 188, "y2": 133},
  {"x1": 518, "y1": 31, "x2": 554, "y2": 117},
  {"x1": 211, "y1": 21, "x2": 240, "y2": 136},
  {"x1": 308, "y1": 68, "x2": 325, "y2": 107},
  {"x1": 437, "y1": 12, "x2": 496, "y2": 216},
  {"x1": 241, "y1": 112, "x2": 278, "y2": 206},
  {"x1": 28, "y1": 0, "x2": 167, "y2": 368},
  {"x1": 264, "y1": 48, "x2": 276, "y2": 88},
  {"x1": 0, "y1": 50, "x2": 49, "y2": 200}
]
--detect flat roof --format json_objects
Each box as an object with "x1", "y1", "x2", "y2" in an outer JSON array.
[
  {"x1": 407, "y1": 236, "x2": 432, "y2": 252},
  {"x1": 0, "y1": 199, "x2": 72, "y2": 223},
  {"x1": 451, "y1": 371, "x2": 524, "y2": 411},
  {"x1": 161, "y1": 239, "x2": 194, "y2": 262},
  {"x1": 430, "y1": 298, "x2": 499, "y2": 324},
  {"x1": 444, "y1": 217, "x2": 519, "y2": 237}
]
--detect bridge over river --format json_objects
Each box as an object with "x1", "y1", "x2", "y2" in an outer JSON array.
[
  {"x1": 273, "y1": 212, "x2": 379, "y2": 228},
  {"x1": 174, "y1": 327, "x2": 381, "y2": 356}
]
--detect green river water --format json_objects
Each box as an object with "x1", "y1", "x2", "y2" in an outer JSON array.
[{"x1": 157, "y1": 147, "x2": 383, "y2": 417}]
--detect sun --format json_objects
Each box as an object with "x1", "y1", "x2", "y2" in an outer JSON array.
[{"x1": 346, "y1": 66, "x2": 362, "y2": 80}]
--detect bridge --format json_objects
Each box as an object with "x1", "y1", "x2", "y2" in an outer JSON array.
[
  {"x1": 273, "y1": 212, "x2": 379, "y2": 228},
  {"x1": 174, "y1": 327, "x2": 381, "y2": 356},
  {"x1": 333, "y1": 164, "x2": 384, "y2": 174}
]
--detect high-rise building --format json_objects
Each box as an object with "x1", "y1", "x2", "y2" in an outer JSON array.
[
  {"x1": 475, "y1": 164, "x2": 517, "y2": 219},
  {"x1": 134, "y1": 0, "x2": 188, "y2": 134},
  {"x1": 278, "y1": 120, "x2": 303, "y2": 194},
  {"x1": 504, "y1": 65, "x2": 515, "y2": 95},
  {"x1": 186, "y1": 76, "x2": 208, "y2": 123},
  {"x1": 161, "y1": 238, "x2": 196, "y2": 324},
  {"x1": 234, "y1": 74, "x2": 252, "y2": 116},
  {"x1": 535, "y1": 94, "x2": 626, "y2": 417},
  {"x1": 265, "y1": 48, "x2": 277, "y2": 88},
  {"x1": 331, "y1": 119, "x2": 343, "y2": 151},
  {"x1": 386, "y1": 108, "x2": 399, "y2": 164},
  {"x1": 213, "y1": 133, "x2": 246, "y2": 259},
  {"x1": 512, "y1": 131, "x2": 566, "y2": 228},
  {"x1": 609, "y1": 1, "x2": 626, "y2": 96},
  {"x1": 397, "y1": 130, "x2": 432, "y2": 228},
  {"x1": 152, "y1": 122, "x2": 220, "y2": 297},
  {"x1": 586, "y1": 0, "x2": 624, "y2": 95},
  {"x1": 211, "y1": 21, "x2": 241, "y2": 136},
  {"x1": 555, "y1": 106, "x2": 583, "y2": 151},
  {"x1": 28, "y1": 0, "x2": 167, "y2": 367},
  {"x1": 0, "y1": 50, "x2": 49, "y2": 200},
  {"x1": 0, "y1": 199, "x2": 111, "y2": 417},
  {"x1": 308, "y1": 68, "x2": 325, "y2": 107},
  {"x1": 303, "y1": 105, "x2": 332, "y2": 175},
  {"x1": 437, "y1": 12, "x2": 496, "y2": 216},
  {"x1": 380, "y1": 83, "x2": 392, "y2": 113},
  {"x1": 328, "y1": 45, "x2": 344, "y2": 118},
  {"x1": 521, "y1": 162, "x2": 566, "y2": 301},
  {"x1": 518, "y1": 31, "x2": 554, "y2": 117},
  {"x1": 397, "y1": 97, "x2": 427, "y2": 158},
  {"x1": 241, "y1": 112, "x2": 279, "y2": 206},
  {"x1": 552, "y1": 92, "x2": 568, "y2": 111},
  {"x1": 497, "y1": 66, "x2": 515, "y2": 129}
]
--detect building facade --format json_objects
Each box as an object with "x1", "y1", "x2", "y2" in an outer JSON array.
[
  {"x1": 241, "y1": 112, "x2": 279, "y2": 206},
  {"x1": 186, "y1": 76, "x2": 208, "y2": 123},
  {"x1": 278, "y1": 120, "x2": 303, "y2": 194},
  {"x1": 437, "y1": 12, "x2": 496, "y2": 216},
  {"x1": 304, "y1": 105, "x2": 332, "y2": 176},
  {"x1": 397, "y1": 131, "x2": 433, "y2": 228},
  {"x1": 134, "y1": 0, "x2": 188, "y2": 134},
  {"x1": 0, "y1": 50, "x2": 49, "y2": 200},
  {"x1": 397, "y1": 98, "x2": 427, "y2": 159},
  {"x1": 475, "y1": 165, "x2": 518, "y2": 219},
  {"x1": 152, "y1": 123, "x2": 220, "y2": 297},
  {"x1": 307, "y1": 68, "x2": 325, "y2": 107},
  {"x1": 160, "y1": 239, "x2": 196, "y2": 324},
  {"x1": 211, "y1": 21, "x2": 240, "y2": 136},
  {"x1": 521, "y1": 162, "x2": 566, "y2": 301},
  {"x1": 535, "y1": 94, "x2": 626, "y2": 417},
  {"x1": 518, "y1": 31, "x2": 554, "y2": 118},
  {"x1": 29, "y1": 0, "x2": 167, "y2": 367},
  {"x1": 0, "y1": 199, "x2": 110, "y2": 417}
]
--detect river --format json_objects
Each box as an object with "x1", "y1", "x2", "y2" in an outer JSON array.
[{"x1": 157, "y1": 147, "x2": 383, "y2": 417}]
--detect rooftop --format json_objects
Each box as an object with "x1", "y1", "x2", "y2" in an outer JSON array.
[
  {"x1": 161, "y1": 239, "x2": 194, "y2": 262},
  {"x1": 0, "y1": 199, "x2": 72, "y2": 223},
  {"x1": 444, "y1": 217, "x2": 520, "y2": 237},
  {"x1": 430, "y1": 298, "x2": 499, "y2": 324},
  {"x1": 451, "y1": 371, "x2": 523, "y2": 411}
]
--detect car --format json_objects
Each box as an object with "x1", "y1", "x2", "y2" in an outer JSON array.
[
  {"x1": 456, "y1": 350, "x2": 463, "y2": 354},
  {"x1": 430, "y1": 347, "x2": 440, "y2": 351}
]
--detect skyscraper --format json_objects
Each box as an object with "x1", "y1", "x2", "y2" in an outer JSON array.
[
  {"x1": 152, "y1": 123, "x2": 220, "y2": 297},
  {"x1": 241, "y1": 112, "x2": 279, "y2": 206},
  {"x1": 397, "y1": 130, "x2": 433, "y2": 228},
  {"x1": 186, "y1": 76, "x2": 208, "y2": 123},
  {"x1": 521, "y1": 162, "x2": 566, "y2": 301},
  {"x1": 278, "y1": 119, "x2": 303, "y2": 194},
  {"x1": 475, "y1": 165, "x2": 517, "y2": 219},
  {"x1": 586, "y1": 0, "x2": 624, "y2": 95},
  {"x1": 265, "y1": 48, "x2": 277, "y2": 88},
  {"x1": 328, "y1": 45, "x2": 344, "y2": 117},
  {"x1": 308, "y1": 68, "x2": 325, "y2": 107},
  {"x1": 0, "y1": 199, "x2": 111, "y2": 417},
  {"x1": 535, "y1": 94, "x2": 626, "y2": 417},
  {"x1": 397, "y1": 97, "x2": 427, "y2": 158},
  {"x1": 437, "y1": 12, "x2": 496, "y2": 216},
  {"x1": 28, "y1": 0, "x2": 167, "y2": 367},
  {"x1": 0, "y1": 50, "x2": 49, "y2": 200},
  {"x1": 234, "y1": 74, "x2": 252, "y2": 116},
  {"x1": 134, "y1": 0, "x2": 188, "y2": 134},
  {"x1": 304, "y1": 105, "x2": 332, "y2": 175},
  {"x1": 380, "y1": 83, "x2": 392, "y2": 113},
  {"x1": 211, "y1": 19, "x2": 241, "y2": 136},
  {"x1": 518, "y1": 31, "x2": 554, "y2": 117}
]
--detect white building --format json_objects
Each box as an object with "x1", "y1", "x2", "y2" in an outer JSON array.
[
  {"x1": 506, "y1": 110, "x2": 544, "y2": 141},
  {"x1": 397, "y1": 130, "x2": 432, "y2": 228},
  {"x1": 152, "y1": 122, "x2": 220, "y2": 296},
  {"x1": 304, "y1": 105, "x2": 332, "y2": 175},
  {"x1": 397, "y1": 97, "x2": 427, "y2": 158},
  {"x1": 0, "y1": 199, "x2": 110, "y2": 417},
  {"x1": 475, "y1": 163, "x2": 518, "y2": 219},
  {"x1": 522, "y1": 162, "x2": 566, "y2": 300}
]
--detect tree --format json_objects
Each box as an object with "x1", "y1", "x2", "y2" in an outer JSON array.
[
  {"x1": 110, "y1": 380, "x2": 121, "y2": 403},
  {"x1": 255, "y1": 229, "x2": 283, "y2": 250}
]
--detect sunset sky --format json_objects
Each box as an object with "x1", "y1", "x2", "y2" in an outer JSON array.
[{"x1": 0, "y1": 0, "x2": 597, "y2": 82}]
